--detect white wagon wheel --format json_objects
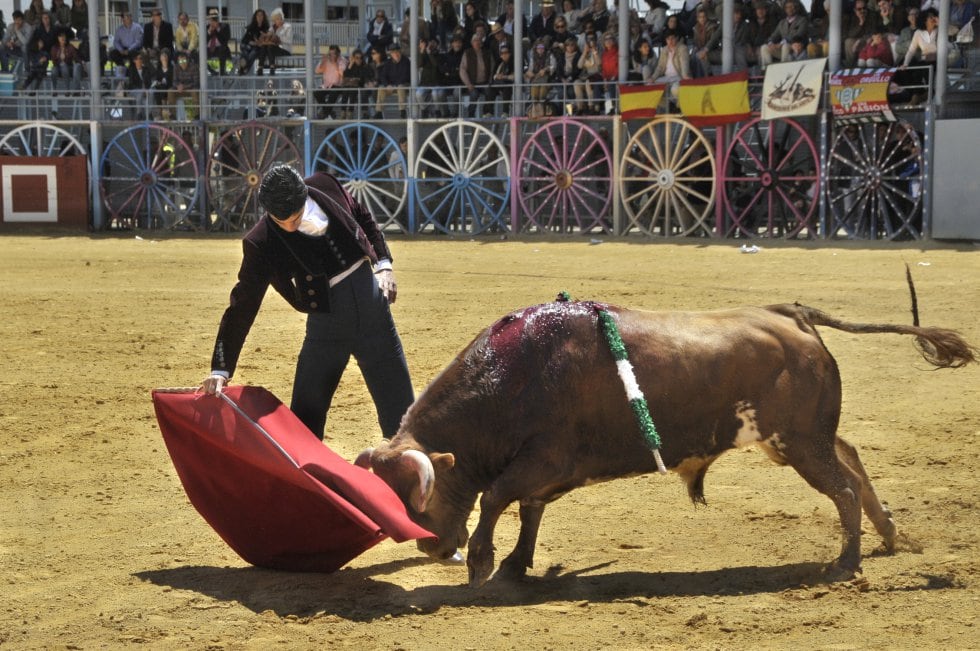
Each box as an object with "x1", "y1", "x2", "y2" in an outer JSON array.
[
  {"x1": 413, "y1": 120, "x2": 510, "y2": 234},
  {"x1": 618, "y1": 116, "x2": 716, "y2": 237}
]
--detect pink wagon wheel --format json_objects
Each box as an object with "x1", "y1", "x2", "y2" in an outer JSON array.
[
  {"x1": 721, "y1": 117, "x2": 820, "y2": 239},
  {"x1": 515, "y1": 117, "x2": 614, "y2": 234},
  {"x1": 99, "y1": 123, "x2": 200, "y2": 230},
  {"x1": 206, "y1": 122, "x2": 302, "y2": 231}
]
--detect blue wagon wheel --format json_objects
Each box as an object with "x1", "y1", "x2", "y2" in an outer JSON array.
[
  {"x1": 311, "y1": 123, "x2": 408, "y2": 231},
  {"x1": 413, "y1": 120, "x2": 510, "y2": 234},
  {"x1": 516, "y1": 117, "x2": 613, "y2": 234},
  {"x1": 206, "y1": 122, "x2": 302, "y2": 231},
  {"x1": 99, "y1": 124, "x2": 200, "y2": 230},
  {"x1": 827, "y1": 120, "x2": 924, "y2": 240}
]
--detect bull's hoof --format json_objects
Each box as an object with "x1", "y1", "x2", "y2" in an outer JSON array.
[
  {"x1": 467, "y1": 547, "x2": 495, "y2": 588},
  {"x1": 823, "y1": 560, "x2": 860, "y2": 582},
  {"x1": 494, "y1": 556, "x2": 530, "y2": 582},
  {"x1": 891, "y1": 531, "x2": 924, "y2": 554}
]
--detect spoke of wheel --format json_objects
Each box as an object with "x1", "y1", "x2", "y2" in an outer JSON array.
[
  {"x1": 672, "y1": 179, "x2": 713, "y2": 205},
  {"x1": 624, "y1": 153, "x2": 658, "y2": 178},
  {"x1": 539, "y1": 128, "x2": 563, "y2": 171},
  {"x1": 674, "y1": 152, "x2": 712, "y2": 178},
  {"x1": 774, "y1": 132, "x2": 808, "y2": 173},
  {"x1": 422, "y1": 144, "x2": 457, "y2": 178},
  {"x1": 637, "y1": 133, "x2": 665, "y2": 176}
]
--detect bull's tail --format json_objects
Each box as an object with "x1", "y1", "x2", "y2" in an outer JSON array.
[{"x1": 773, "y1": 300, "x2": 978, "y2": 370}]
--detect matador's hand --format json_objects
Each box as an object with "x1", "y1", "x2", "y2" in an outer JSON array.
[
  {"x1": 201, "y1": 374, "x2": 227, "y2": 395},
  {"x1": 376, "y1": 269, "x2": 398, "y2": 304}
]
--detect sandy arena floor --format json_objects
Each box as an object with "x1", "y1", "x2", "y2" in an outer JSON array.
[{"x1": 1, "y1": 233, "x2": 978, "y2": 650}]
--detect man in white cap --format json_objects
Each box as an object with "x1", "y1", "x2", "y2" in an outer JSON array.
[{"x1": 530, "y1": 0, "x2": 559, "y2": 42}]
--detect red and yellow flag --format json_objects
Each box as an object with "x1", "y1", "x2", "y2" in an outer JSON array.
[
  {"x1": 618, "y1": 84, "x2": 666, "y2": 120},
  {"x1": 678, "y1": 71, "x2": 751, "y2": 127}
]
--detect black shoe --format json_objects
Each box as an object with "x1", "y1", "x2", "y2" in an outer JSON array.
[{"x1": 399, "y1": 109, "x2": 407, "y2": 119}]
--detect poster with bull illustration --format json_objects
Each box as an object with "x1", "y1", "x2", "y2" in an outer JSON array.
[
  {"x1": 829, "y1": 68, "x2": 898, "y2": 124},
  {"x1": 761, "y1": 58, "x2": 826, "y2": 121}
]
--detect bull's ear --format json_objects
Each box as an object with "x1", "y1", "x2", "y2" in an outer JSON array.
[
  {"x1": 431, "y1": 452, "x2": 455, "y2": 471},
  {"x1": 354, "y1": 448, "x2": 374, "y2": 469}
]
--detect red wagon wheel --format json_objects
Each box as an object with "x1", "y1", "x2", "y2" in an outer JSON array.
[
  {"x1": 721, "y1": 117, "x2": 820, "y2": 239},
  {"x1": 515, "y1": 117, "x2": 613, "y2": 234},
  {"x1": 206, "y1": 122, "x2": 302, "y2": 231}
]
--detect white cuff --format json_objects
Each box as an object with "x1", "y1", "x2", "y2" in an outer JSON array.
[
  {"x1": 210, "y1": 370, "x2": 230, "y2": 379},
  {"x1": 374, "y1": 258, "x2": 393, "y2": 272}
]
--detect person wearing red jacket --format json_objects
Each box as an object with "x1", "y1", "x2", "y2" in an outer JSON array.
[
  {"x1": 857, "y1": 28, "x2": 894, "y2": 67},
  {"x1": 600, "y1": 32, "x2": 618, "y2": 114}
]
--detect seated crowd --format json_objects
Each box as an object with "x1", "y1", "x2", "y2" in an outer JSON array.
[{"x1": 0, "y1": 0, "x2": 973, "y2": 120}]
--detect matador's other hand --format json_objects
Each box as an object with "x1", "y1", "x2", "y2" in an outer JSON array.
[{"x1": 376, "y1": 269, "x2": 398, "y2": 304}]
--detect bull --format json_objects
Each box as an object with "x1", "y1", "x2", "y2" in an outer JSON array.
[{"x1": 357, "y1": 296, "x2": 976, "y2": 588}]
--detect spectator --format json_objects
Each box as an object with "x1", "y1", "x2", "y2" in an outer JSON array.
[
  {"x1": 143, "y1": 7, "x2": 175, "y2": 60},
  {"x1": 760, "y1": 0, "x2": 809, "y2": 69},
  {"x1": 843, "y1": 0, "x2": 879, "y2": 67},
  {"x1": 461, "y1": 32, "x2": 493, "y2": 117},
  {"x1": 340, "y1": 48, "x2": 371, "y2": 118},
  {"x1": 748, "y1": 0, "x2": 779, "y2": 67},
  {"x1": 49, "y1": 28, "x2": 80, "y2": 96},
  {"x1": 895, "y1": 6, "x2": 920, "y2": 62},
  {"x1": 650, "y1": 28, "x2": 691, "y2": 103},
  {"x1": 787, "y1": 34, "x2": 809, "y2": 60},
  {"x1": 375, "y1": 42, "x2": 410, "y2": 119},
  {"x1": 417, "y1": 38, "x2": 444, "y2": 118},
  {"x1": 173, "y1": 12, "x2": 198, "y2": 62},
  {"x1": 577, "y1": 31, "x2": 602, "y2": 113},
  {"x1": 285, "y1": 79, "x2": 305, "y2": 117},
  {"x1": 630, "y1": 38, "x2": 655, "y2": 81},
  {"x1": 600, "y1": 32, "x2": 618, "y2": 114},
  {"x1": 657, "y1": 13, "x2": 691, "y2": 45},
  {"x1": 260, "y1": 7, "x2": 292, "y2": 74},
  {"x1": 525, "y1": 37, "x2": 556, "y2": 109},
  {"x1": 551, "y1": 16, "x2": 574, "y2": 47},
  {"x1": 24, "y1": 0, "x2": 46, "y2": 26},
  {"x1": 0, "y1": 10, "x2": 33, "y2": 73},
  {"x1": 487, "y1": 42, "x2": 515, "y2": 116},
  {"x1": 730, "y1": 4, "x2": 752, "y2": 71},
  {"x1": 691, "y1": 7, "x2": 721, "y2": 77},
  {"x1": 110, "y1": 12, "x2": 143, "y2": 68},
  {"x1": 556, "y1": 36, "x2": 586, "y2": 113},
  {"x1": 462, "y1": 1, "x2": 487, "y2": 44},
  {"x1": 205, "y1": 10, "x2": 231, "y2": 74},
  {"x1": 644, "y1": 0, "x2": 670, "y2": 39},
  {"x1": 151, "y1": 48, "x2": 173, "y2": 119},
  {"x1": 314, "y1": 44, "x2": 346, "y2": 119},
  {"x1": 429, "y1": 0, "x2": 458, "y2": 50},
  {"x1": 238, "y1": 9, "x2": 270, "y2": 75},
  {"x1": 876, "y1": 0, "x2": 907, "y2": 39},
  {"x1": 69, "y1": 0, "x2": 87, "y2": 42},
  {"x1": 949, "y1": 0, "x2": 977, "y2": 35},
  {"x1": 126, "y1": 51, "x2": 153, "y2": 118},
  {"x1": 439, "y1": 34, "x2": 465, "y2": 116},
  {"x1": 858, "y1": 27, "x2": 895, "y2": 65},
  {"x1": 50, "y1": 0, "x2": 71, "y2": 30},
  {"x1": 531, "y1": 0, "x2": 559, "y2": 43},
  {"x1": 30, "y1": 11, "x2": 57, "y2": 54},
  {"x1": 901, "y1": 7, "x2": 940, "y2": 66},
  {"x1": 488, "y1": 21, "x2": 513, "y2": 62},
  {"x1": 364, "y1": 47, "x2": 385, "y2": 113},
  {"x1": 366, "y1": 8, "x2": 394, "y2": 54},
  {"x1": 398, "y1": 7, "x2": 430, "y2": 53},
  {"x1": 585, "y1": 0, "x2": 612, "y2": 34},
  {"x1": 495, "y1": 1, "x2": 528, "y2": 38},
  {"x1": 168, "y1": 51, "x2": 199, "y2": 119},
  {"x1": 22, "y1": 36, "x2": 47, "y2": 91},
  {"x1": 561, "y1": 0, "x2": 587, "y2": 34},
  {"x1": 807, "y1": 0, "x2": 830, "y2": 58}
]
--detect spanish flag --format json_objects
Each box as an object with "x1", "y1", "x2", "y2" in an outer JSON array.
[
  {"x1": 618, "y1": 83, "x2": 666, "y2": 120},
  {"x1": 678, "y1": 71, "x2": 751, "y2": 127}
]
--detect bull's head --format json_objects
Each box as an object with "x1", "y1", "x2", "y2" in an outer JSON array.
[{"x1": 356, "y1": 441, "x2": 469, "y2": 561}]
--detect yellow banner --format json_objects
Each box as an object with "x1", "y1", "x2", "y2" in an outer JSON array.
[
  {"x1": 677, "y1": 71, "x2": 752, "y2": 126},
  {"x1": 619, "y1": 84, "x2": 666, "y2": 120}
]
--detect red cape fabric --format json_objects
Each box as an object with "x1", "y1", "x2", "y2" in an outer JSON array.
[{"x1": 151, "y1": 385, "x2": 434, "y2": 572}]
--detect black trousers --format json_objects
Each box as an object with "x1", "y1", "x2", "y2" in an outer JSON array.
[{"x1": 290, "y1": 262, "x2": 414, "y2": 441}]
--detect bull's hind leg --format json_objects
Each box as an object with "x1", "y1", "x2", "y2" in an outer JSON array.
[
  {"x1": 835, "y1": 437, "x2": 898, "y2": 552},
  {"x1": 783, "y1": 438, "x2": 865, "y2": 578}
]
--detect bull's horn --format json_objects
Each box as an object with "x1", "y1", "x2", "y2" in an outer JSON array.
[
  {"x1": 400, "y1": 449, "x2": 435, "y2": 513},
  {"x1": 354, "y1": 448, "x2": 374, "y2": 469}
]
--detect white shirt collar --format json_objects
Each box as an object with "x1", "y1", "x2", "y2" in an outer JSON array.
[{"x1": 296, "y1": 196, "x2": 330, "y2": 237}]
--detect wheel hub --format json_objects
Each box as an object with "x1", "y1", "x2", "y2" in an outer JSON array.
[
  {"x1": 140, "y1": 171, "x2": 157, "y2": 187},
  {"x1": 656, "y1": 169, "x2": 675, "y2": 189},
  {"x1": 761, "y1": 171, "x2": 774, "y2": 188},
  {"x1": 246, "y1": 171, "x2": 261, "y2": 188},
  {"x1": 554, "y1": 170, "x2": 573, "y2": 190},
  {"x1": 451, "y1": 172, "x2": 470, "y2": 189}
]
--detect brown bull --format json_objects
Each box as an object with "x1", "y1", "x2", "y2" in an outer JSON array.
[{"x1": 357, "y1": 299, "x2": 976, "y2": 588}]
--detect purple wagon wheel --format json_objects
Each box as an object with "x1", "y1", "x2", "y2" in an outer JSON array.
[
  {"x1": 721, "y1": 117, "x2": 820, "y2": 239},
  {"x1": 516, "y1": 117, "x2": 613, "y2": 234},
  {"x1": 826, "y1": 120, "x2": 924, "y2": 241},
  {"x1": 99, "y1": 124, "x2": 199, "y2": 230},
  {"x1": 206, "y1": 122, "x2": 302, "y2": 231}
]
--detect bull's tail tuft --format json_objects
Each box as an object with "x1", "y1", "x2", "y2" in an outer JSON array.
[{"x1": 790, "y1": 304, "x2": 978, "y2": 370}]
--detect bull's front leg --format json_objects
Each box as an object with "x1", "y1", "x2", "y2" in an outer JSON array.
[
  {"x1": 467, "y1": 488, "x2": 512, "y2": 588},
  {"x1": 496, "y1": 500, "x2": 545, "y2": 581}
]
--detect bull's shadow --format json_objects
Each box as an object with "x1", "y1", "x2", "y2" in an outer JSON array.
[{"x1": 135, "y1": 559, "x2": 829, "y2": 622}]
